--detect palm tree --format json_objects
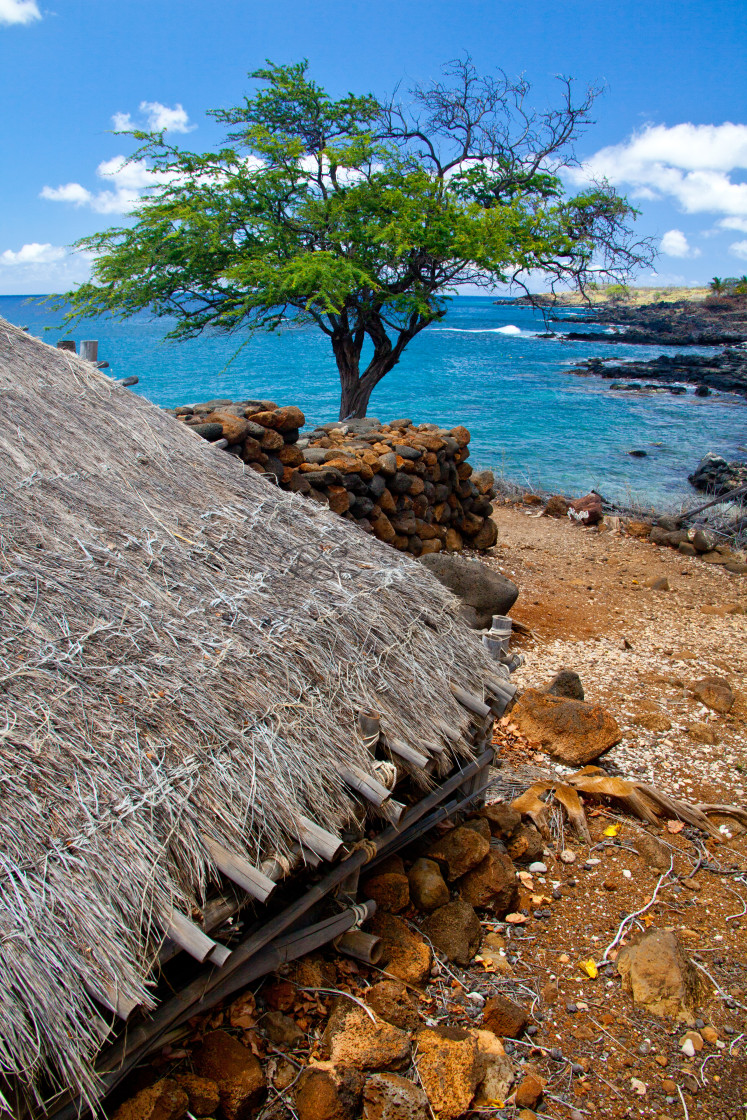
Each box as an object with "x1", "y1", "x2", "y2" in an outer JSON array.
[{"x1": 709, "y1": 276, "x2": 725, "y2": 293}]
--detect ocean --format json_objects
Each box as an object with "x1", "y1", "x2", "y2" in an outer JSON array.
[{"x1": 2, "y1": 294, "x2": 744, "y2": 508}]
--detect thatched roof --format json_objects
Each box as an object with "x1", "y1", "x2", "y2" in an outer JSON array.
[{"x1": 0, "y1": 318, "x2": 493, "y2": 1112}]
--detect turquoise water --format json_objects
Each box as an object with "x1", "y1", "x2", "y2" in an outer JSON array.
[{"x1": 2, "y1": 294, "x2": 744, "y2": 507}]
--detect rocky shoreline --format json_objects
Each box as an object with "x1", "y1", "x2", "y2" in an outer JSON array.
[
  {"x1": 567, "y1": 346, "x2": 747, "y2": 399},
  {"x1": 556, "y1": 296, "x2": 747, "y2": 347}
]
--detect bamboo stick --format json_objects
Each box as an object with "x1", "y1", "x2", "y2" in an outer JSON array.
[
  {"x1": 203, "y1": 836, "x2": 276, "y2": 902},
  {"x1": 449, "y1": 682, "x2": 491, "y2": 720},
  {"x1": 334, "y1": 929, "x2": 383, "y2": 965},
  {"x1": 337, "y1": 762, "x2": 391, "y2": 807},
  {"x1": 208, "y1": 943, "x2": 232, "y2": 968},
  {"x1": 385, "y1": 735, "x2": 430, "y2": 769},
  {"x1": 164, "y1": 910, "x2": 223, "y2": 964},
  {"x1": 297, "y1": 815, "x2": 344, "y2": 861},
  {"x1": 84, "y1": 981, "x2": 139, "y2": 1022}
]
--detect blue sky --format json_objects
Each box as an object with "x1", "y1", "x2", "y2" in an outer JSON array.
[{"x1": 1, "y1": 0, "x2": 746, "y2": 294}]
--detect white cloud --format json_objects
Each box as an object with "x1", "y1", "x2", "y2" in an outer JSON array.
[
  {"x1": 0, "y1": 0, "x2": 40, "y2": 26},
  {"x1": 660, "y1": 229, "x2": 700, "y2": 259},
  {"x1": 112, "y1": 101, "x2": 195, "y2": 134},
  {"x1": 0, "y1": 245, "x2": 92, "y2": 295},
  {"x1": 0, "y1": 242, "x2": 65, "y2": 265},
  {"x1": 730, "y1": 240, "x2": 747, "y2": 261},
  {"x1": 721, "y1": 217, "x2": 747, "y2": 233},
  {"x1": 570, "y1": 122, "x2": 747, "y2": 220},
  {"x1": 41, "y1": 156, "x2": 170, "y2": 215}
]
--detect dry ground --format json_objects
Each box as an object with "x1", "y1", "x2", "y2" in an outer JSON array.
[
  {"x1": 465, "y1": 506, "x2": 747, "y2": 1119},
  {"x1": 487, "y1": 505, "x2": 747, "y2": 806}
]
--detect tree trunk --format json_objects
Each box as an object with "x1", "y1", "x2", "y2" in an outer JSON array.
[{"x1": 338, "y1": 369, "x2": 378, "y2": 420}]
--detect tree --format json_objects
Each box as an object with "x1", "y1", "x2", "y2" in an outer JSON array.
[{"x1": 64, "y1": 59, "x2": 652, "y2": 419}]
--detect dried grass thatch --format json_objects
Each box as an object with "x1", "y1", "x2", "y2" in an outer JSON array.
[{"x1": 0, "y1": 318, "x2": 494, "y2": 1112}]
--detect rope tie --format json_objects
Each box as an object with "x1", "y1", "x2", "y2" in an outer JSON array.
[
  {"x1": 352, "y1": 838, "x2": 378, "y2": 863},
  {"x1": 372, "y1": 760, "x2": 397, "y2": 791}
]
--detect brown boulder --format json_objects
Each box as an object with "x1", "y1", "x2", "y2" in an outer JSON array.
[
  {"x1": 407, "y1": 858, "x2": 450, "y2": 913},
  {"x1": 362, "y1": 1073, "x2": 429, "y2": 1120},
  {"x1": 251, "y1": 405, "x2": 305, "y2": 431},
  {"x1": 260, "y1": 426, "x2": 285, "y2": 452},
  {"x1": 514, "y1": 1072, "x2": 545, "y2": 1109},
  {"x1": 426, "y1": 826, "x2": 490, "y2": 881},
  {"x1": 542, "y1": 495, "x2": 569, "y2": 518},
  {"x1": 482, "y1": 994, "x2": 529, "y2": 1039},
  {"x1": 192, "y1": 1030, "x2": 267, "y2": 1120},
  {"x1": 205, "y1": 410, "x2": 249, "y2": 444},
  {"x1": 617, "y1": 929, "x2": 701, "y2": 1023},
  {"x1": 632, "y1": 832, "x2": 671, "y2": 872},
  {"x1": 174, "y1": 1074, "x2": 220, "y2": 1118},
  {"x1": 112, "y1": 1080, "x2": 188, "y2": 1120},
  {"x1": 505, "y1": 822, "x2": 545, "y2": 864},
  {"x1": 295, "y1": 1063, "x2": 364, "y2": 1120},
  {"x1": 472, "y1": 1029, "x2": 515, "y2": 1106},
  {"x1": 327, "y1": 486, "x2": 351, "y2": 514},
  {"x1": 362, "y1": 871, "x2": 410, "y2": 913},
  {"x1": 569, "y1": 492, "x2": 603, "y2": 525},
  {"x1": 457, "y1": 851, "x2": 518, "y2": 915},
  {"x1": 691, "y1": 676, "x2": 734, "y2": 713},
  {"x1": 544, "y1": 669, "x2": 584, "y2": 701},
  {"x1": 368, "y1": 913, "x2": 432, "y2": 985},
  {"x1": 510, "y1": 688, "x2": 621, "y2": 765},
  {"x1": 471, "y1": 518, "x2": 498, "y2": 550},
  {"x1": 421, "y1": 898, "x2": 482, "y2": 965},
  {"x1": 415, "y1": 1026, "x2": 482, "y2": 1120},
  {"x1": 372, "y1": 513, "x2": 397, "y2": 543},
  {"x1": 322, "y1": 1001, "x2": 411, "y2": 1070},
  {"x1": 365, "y1": 980, "x2": 421, "y2": 1031},
  {"x1": 261, "y1": 1010, "x2": 306, "y2": 1048},
  {"x1": 478, "y1": 803, "x2": 521, "y2": 840}
]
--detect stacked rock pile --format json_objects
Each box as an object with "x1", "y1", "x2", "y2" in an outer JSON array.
[{"x1": 169, "y1": 399, "x2": 498, "y2": 554}]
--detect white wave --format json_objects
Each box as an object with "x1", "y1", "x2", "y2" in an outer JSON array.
[{"x1": 435, "y1": 324, "x2": 525, "y2": 335}]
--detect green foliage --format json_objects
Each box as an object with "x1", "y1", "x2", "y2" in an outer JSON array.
[
  {"x1": 710, "y1": 276, "x2": 747, "y2": 295},
  {"x1": 64, "y1": 59, "x2": 652, "y2": 417}
]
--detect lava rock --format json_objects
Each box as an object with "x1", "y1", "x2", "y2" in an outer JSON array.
[{"x1": 418, "y1": 552, "x2": 518, "y2": 629}]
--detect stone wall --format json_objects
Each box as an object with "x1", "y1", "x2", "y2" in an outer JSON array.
[{"x1": 169, "y1": 399, "x2": 498, "y2": 556}]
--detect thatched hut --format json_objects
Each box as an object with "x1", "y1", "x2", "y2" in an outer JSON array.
[{"x1": 0, "y1": 319, "x2": 498, "y2": 1114}]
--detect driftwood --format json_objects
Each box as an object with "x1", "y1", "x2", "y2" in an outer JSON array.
[{"x1": 678, "y1": 484, "x2": 747, "y2": 522}]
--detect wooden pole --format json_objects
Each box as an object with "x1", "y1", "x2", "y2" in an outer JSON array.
[
  {"x1": 80, "y1": 340, "x2": 98, "y2": 362},
  {"x1": 56, "y1": 340, "x2": 76, "y2": 353}
]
